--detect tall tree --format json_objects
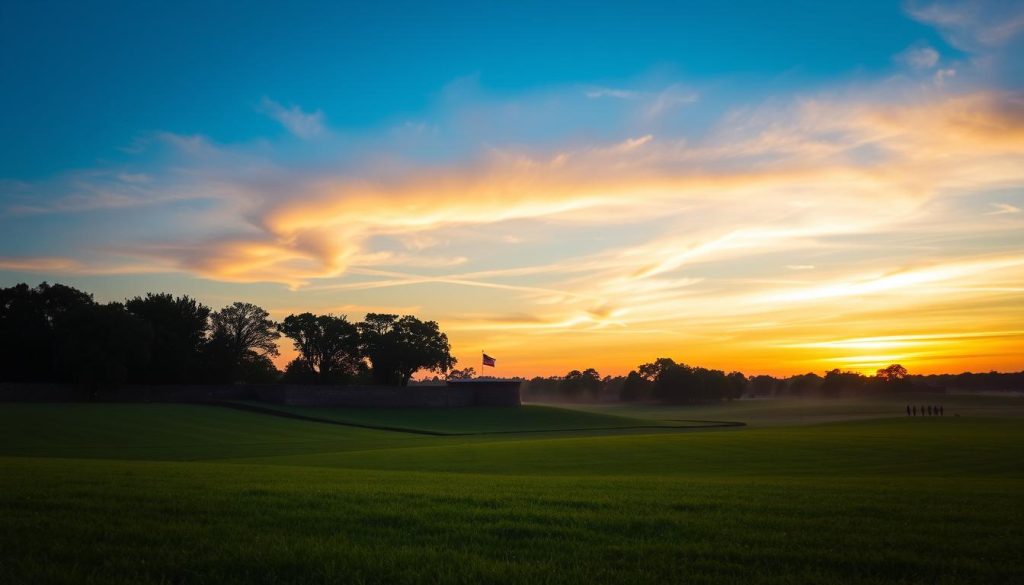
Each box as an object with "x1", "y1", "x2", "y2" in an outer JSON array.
[
  {"x1": 0, "y1": 282, "x2": 93, "y2": 382},
  {"x1": 280, "y1": 313, "x2": 362, "y2": 383},
  {"x1": 358, "y1": 313, "x2": 456, "y2": 386},
  {"x1": 205, "y1": 302, "x2": 280, "y2": 383},
  {"x1": 53, "y1": 302, "x2": 151, "y2": 392},
  {"x1": 125, "y1": 293, "x2": 210, "y2": 384}
]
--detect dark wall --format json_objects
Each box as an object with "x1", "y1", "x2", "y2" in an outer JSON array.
[
  {"x1": 266, "y1": 380, "x2": 520, "y2": 407},
  {"x1": 0, "y1": 380, "x2": 522, "y2": 407}
]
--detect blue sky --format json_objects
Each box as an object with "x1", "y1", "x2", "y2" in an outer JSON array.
[
  {"x1": 2, "y1": 0, "x2": 954, "y2": 178},
  {"x1": 1, "y1": 1, "x2": 1022, "y2": 376}
]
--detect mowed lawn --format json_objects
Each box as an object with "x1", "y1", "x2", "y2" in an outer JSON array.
[
  {"x1": 0, "y1": 400, "x2": 1022, "y2": 584},
  {"x1": 230, "y1": 402, "x2": 689, "y2": 434}
]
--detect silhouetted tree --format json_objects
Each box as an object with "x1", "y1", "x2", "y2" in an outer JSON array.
[
  {"x1": 125, "y1": 293, "x2": 210, "y2": 384},
  {"x1": 53, "y1": 302, "x2": 151, "y2": 393},
  {"x1": 619, "y1": 370, "x2": 651, "y2": 401},
  {"x1": 873, "y1": 363, "x2": 911, "y2": 392},
  {"x1": 821, "y1": 369, "x2": 867, "y2": 397},
  {"x1": 204, "y1": 302, "x2": 280, "y2": 383},
  {"x1": 749, "y1": 375, "x2": 778, "y2": 397},
  {"x1": 235, "y1": 352, "x2": 281, "y2": 384},
  {"x1": 358, "y1": 313, "x2": 455, "y2": 386},
  {"x1": 280, "y1": 358, "x2": 316, "y2": 384},
  {"x1": 279, "y1": 313, "x2": 363, "y2": 384},
  {"x1": 446, "y1": 367, "x2": 476, "y2": 380},
  {"x1": 653, "y1": 362, "x2": 698, "y2": 404},
  {"x1": 638, "y1": 358, "x2": 677, "y2": 382},
  {"x1": 0, "y1": 282, "x2": 93, "y2": 382},
  {"x1": 726, "y1": 371, "x2": 747, "y2": 400},
  {"x1": 559, "y1": 368, "x2": 601, "y2": 400},
  {"x1": 787, "y1": 372, "x2": 824, "y2": 396},
  {"x1": 876, "y1": 363, "x2": 908, "y2": 382}
]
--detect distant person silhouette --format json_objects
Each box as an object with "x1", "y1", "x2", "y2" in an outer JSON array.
[
  {"x1": 912, "y1": 405, "x2": 917, "y2": 416},
  {"x1": 906, "y1": 405, "x2": 911, "y2": 416}
]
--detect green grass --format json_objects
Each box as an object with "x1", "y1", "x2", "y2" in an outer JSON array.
[
  {"x1": 570, "y1": 393, "x2": 1024, "y2": 426},
  {"x1": 1, "y1": 398, "x2": 1022, "y2": 584},
  {"x1": 232, "y1": 403, "x2": 688, "y2": 434}
]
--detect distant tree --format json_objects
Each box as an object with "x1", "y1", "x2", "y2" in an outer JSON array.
[
  {"x1": 876, "y1": 364, "x2": 908, "y2": 382},
  {"x1": 697, "y1": 368, "x2": 730, "y2": 402},
  {"x1": 53, "y1": 302, "x2": 151, "y2": 393},
  {"x1": 787, "y1": 372, "x2": 824, "y2": 397},
  {"x1": 637, "y1": 358, "x2": 677, "y2": 382},
  {"x1": 358, "y1": 313, "x2": 456, "y2": 386},
  {"x1": 619, "y1": 370, "x2": 651, "y2": 401},
  {"x1": 821, "y1": 369, "x2": 867, "y2": 397},
  {"x1": 559, "y1": 368, "x2": 601, "y2": 400},
  {"x1": 653, "y1": 362, "x2": 698, "y2": 404},
  {"x1": 602, "y1": 374, "x2": 625, "y2": 401},
  {"x1": 524, "y1": 375, "x2": 560, "y2": 399},
  {"x1": 446, "y1": 367, "x2": 476, "y2": 380},
  {"x1": 0, "y1": 282, "x2": 94, "y2": 382},
  {"x1": 280, "y1": 313, "x2": 363, "y2": 384},
  {"x1": 749, "y1": 375, "x2": 778, "y2": 397},
  {"x1": 204, "y1": 302, "x2": 280, "y2": 383},
  {"x1": 873, "y1": 363, "x2": 911, "y2": 393},
  {"x1": 125, "y1": 293, "x2": 210, "y2": 384},
  {"x1": 725, "y1": 371, "x2": 747, "y2": 400}
]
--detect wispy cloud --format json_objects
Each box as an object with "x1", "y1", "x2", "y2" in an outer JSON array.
[
  {"x1": 584, "y1": 87, "x2": 642, "y2": 99},
  {"x1": 905, "y1": 0, "x2": 1024, "y2": 50},
  {"x1": 895, "y1": 44, "x2": 940, "y2": 70},
  {"x1": 258, "y1": 97, "x2": 326, "y2": 139}
]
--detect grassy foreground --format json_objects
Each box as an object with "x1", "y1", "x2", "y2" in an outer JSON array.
[{"x1": 0, "y1": 400, "x2": 1021, "y2": 584}]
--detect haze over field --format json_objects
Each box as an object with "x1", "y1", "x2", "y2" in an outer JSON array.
[{"x1": 2, "y1": 1, "x2": 1023, "y2": 376}]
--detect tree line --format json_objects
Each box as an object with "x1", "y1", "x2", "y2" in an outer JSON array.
[
  {"x1": 4, "y1": 282, "x2": 1019, "y2": 399},
  {"x1": 522, "y1": 361, "x2": 1022, "y2": 403},
  {"x1": 522, "y1": 359, "x2": 747, "y2": 403},
  {"x1": 0, "y1": 282, "x2": 454, "y2": 388}
]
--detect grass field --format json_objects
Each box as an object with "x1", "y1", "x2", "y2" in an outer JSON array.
[
  {"x1": 229, "y1": 403, "x2": 697, "y2": 434},
  {"x1": 1, "y1": 397, "x2": 1022, "y2": 584}
]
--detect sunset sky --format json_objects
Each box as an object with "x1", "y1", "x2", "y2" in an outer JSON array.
[{"x1": 2, "y1": 1, "x2": 1022, "y2": 377}]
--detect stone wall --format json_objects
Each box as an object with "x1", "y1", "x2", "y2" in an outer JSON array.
[{"x1": 0, "y1": 380, "x2": 522, "y2": 407}]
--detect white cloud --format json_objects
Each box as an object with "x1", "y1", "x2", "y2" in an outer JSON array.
[
  {"x1": 584, "y1": 84, "x2": 698, "y2": 118},
  {"x1": 895, "y1": 44, "x2": 940, "y2": 70},
  {"x1": 905, "y1": 0, "x2": 1024, "y2": 50},
  {"x1": 258, "y1": 97, "x2": 326, "y2": 139},
  {"x1": 584, "y1": 87, "x2": 641, "y2": 99}
]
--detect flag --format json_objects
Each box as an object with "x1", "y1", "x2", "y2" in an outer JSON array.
[{"x1": 482, "y1": 353, "x2": 496, "y2": 367}]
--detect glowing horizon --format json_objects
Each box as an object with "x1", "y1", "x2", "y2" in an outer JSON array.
[{"x1": 2, "y1": 1, "x2": 1022, "y2": 378}]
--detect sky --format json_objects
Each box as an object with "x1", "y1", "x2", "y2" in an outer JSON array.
[{"x1": 1, "y1": 0, "x2": 1023, "y2": 377}]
